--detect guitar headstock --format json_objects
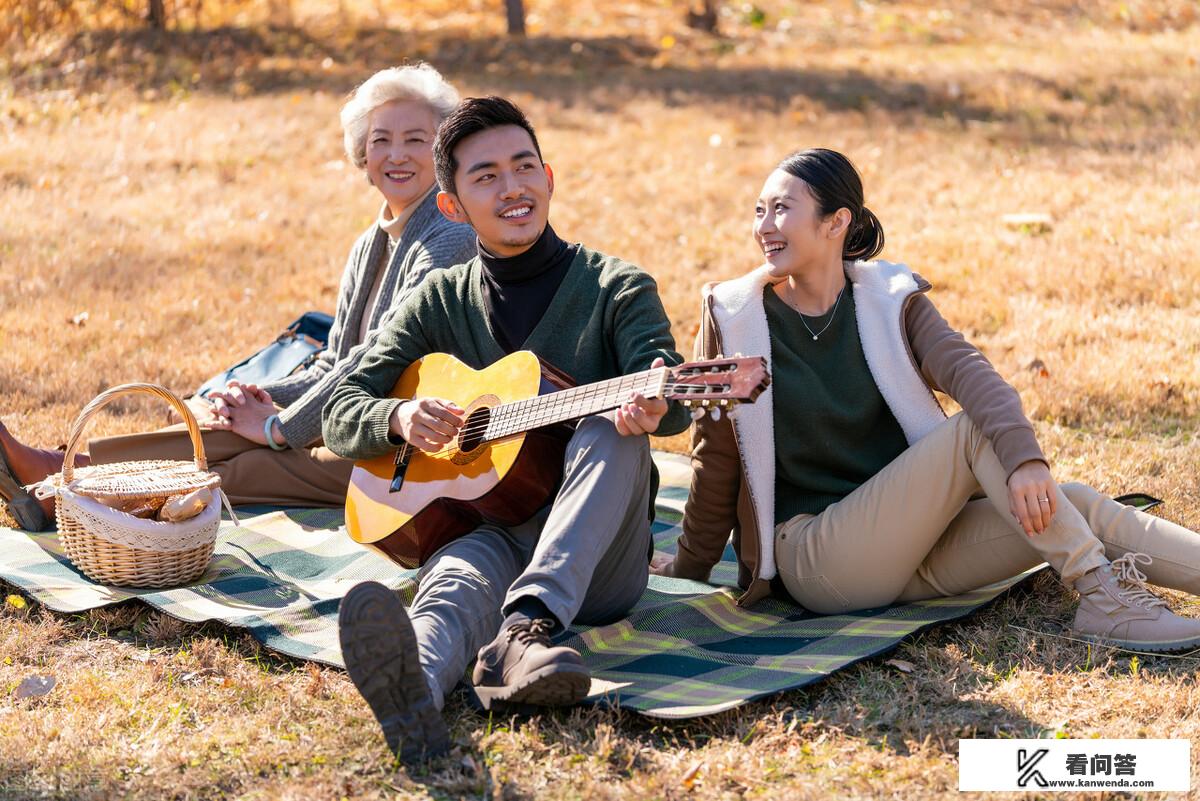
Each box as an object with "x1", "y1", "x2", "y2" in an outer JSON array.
[{"x1": 664, "y1": 356, "x2": 770, "y2": 420}]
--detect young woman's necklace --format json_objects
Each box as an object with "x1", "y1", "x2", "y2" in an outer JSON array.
[{"x1": 793, "y1": 285, "x2": 846, "y2": 341}]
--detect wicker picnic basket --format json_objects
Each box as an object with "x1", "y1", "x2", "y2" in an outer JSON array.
[{"x1": 38, "y1": 383, "x2": 224, "y2": 588}]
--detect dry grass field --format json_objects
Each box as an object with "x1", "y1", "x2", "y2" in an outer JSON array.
[{"x1": 2, "y1": 0, "x2": 1200, "y2": 798}]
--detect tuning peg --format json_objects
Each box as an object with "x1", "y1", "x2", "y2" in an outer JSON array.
[
  {"x1": 719, "y1": 399, "x2": 730, "y2": 407},
  {"x1": 690, "y1": 407, "x2": 705, "y2": 421},
  {"x1": 710, "y1": 407, "x2": 721, "y2": 421},
  {"x1": 716, "y1": 352, "x2": 725, "y2": 359},
  {"x1": 734, "y1": 352, "x2": 743, "y2": 358},
  {"x1": 702, "y1": 399, "x2": 711, "y2": 407}
]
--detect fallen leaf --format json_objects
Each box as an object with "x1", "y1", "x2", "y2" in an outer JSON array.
[
  {"x1": 15, "y1": 674, "x2": 56, "y2": 700},
  {"x1": 69, "y1": 311, "x2": 89, "y2": 326},
  {"x1": 5, "y1": 594, "x2": 26, "y2": 610},
  {"x1": 1001, "y1": 212, "x2": 1053, "y2": 234},
  {"x1": 885, "y1": 658, "x2": 915, "y2": 673},
  {"x1": 681, "y1": 761, "x2": 703, "y2": 788}
]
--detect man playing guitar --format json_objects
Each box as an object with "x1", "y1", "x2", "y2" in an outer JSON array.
[{"x1": 322, "y1": 96, "x2": 690, "y2": 762}]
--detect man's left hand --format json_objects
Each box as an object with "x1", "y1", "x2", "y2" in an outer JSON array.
[{"x1": 614, "y1": 357, "x2": 669, "y2": 436}]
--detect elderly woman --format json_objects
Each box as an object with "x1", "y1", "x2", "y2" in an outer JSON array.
[{"x1": 0, "y1": 64, "x2": 475, "y2": 531}]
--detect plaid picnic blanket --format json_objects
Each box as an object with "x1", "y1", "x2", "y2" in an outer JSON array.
[{"x1": 1, "y1": 452, "x2": 1037, "y2": 719}]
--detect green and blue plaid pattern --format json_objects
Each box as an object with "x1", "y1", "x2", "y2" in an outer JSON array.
[{"x1": 1, "y1": 452, "x2": 1037, "y2": 718}]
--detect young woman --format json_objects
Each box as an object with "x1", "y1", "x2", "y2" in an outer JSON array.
[
  {"x1": 655, "y1": 148, "x2": 1200, "y2": 652},
  {"x1": 0, "y1": 64, "x2": 475, "y2": 531}
]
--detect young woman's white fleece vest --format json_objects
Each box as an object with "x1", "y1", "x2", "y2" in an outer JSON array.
[{"x1": 705, "y1": 259, "x2": 947, "y2": 580}]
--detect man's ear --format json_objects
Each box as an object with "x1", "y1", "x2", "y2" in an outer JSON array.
[
  {"x1": 437, "y1": 190, "x2": 469, "y2": 224},
  {"x1": 544, "y1": 163, "x2": 554, "y2": 197}
]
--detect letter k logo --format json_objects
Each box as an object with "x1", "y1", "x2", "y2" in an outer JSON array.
[{"x1": 1017, "y1": 748, "x2": 1049, "y2": 788}]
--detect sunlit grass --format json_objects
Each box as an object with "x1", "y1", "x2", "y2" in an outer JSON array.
[{"x1": 2, "y1": 1, "x2": 1199, "y2": 798}]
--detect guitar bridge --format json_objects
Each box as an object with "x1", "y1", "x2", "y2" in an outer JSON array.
[{"x1": 390, "y1": 448, "x2": 412, "y2": 493}]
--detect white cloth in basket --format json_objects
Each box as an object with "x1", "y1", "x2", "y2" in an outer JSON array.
[{"x1": 33, "y1": 483, "x2": 237, "y2": 553}]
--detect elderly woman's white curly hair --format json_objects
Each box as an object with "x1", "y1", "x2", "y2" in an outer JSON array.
[{"x1": 340, "y1": 63, "x2": 460, "y2": 170}]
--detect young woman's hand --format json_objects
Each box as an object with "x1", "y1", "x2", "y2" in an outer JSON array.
[
  {"x1": 650, "y1": 553, "x2": 676, "y2": 577},
  {"x1": 1007, "y1": 460, "x2": 1058, "y2": 535}
]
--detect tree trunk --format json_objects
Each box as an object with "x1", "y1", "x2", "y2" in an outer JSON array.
[
  {"x1": 505, "y1": 0, "x2": 526, "y2": 36},
  {"x1": 685, "y1": 0, "x2": 719, "y2": 32},
  {"x1": 147, "y1": 0, "x2": 167, "y2": 28}
]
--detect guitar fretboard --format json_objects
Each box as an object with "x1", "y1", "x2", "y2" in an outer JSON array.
[{"x1": 482, "y1": 367, "x2": 668, "y2": 441}]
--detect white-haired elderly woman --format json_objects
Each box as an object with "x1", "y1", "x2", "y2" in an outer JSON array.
[{"x1": 0, "y1": 64, "x2": 476, "y2": 531}]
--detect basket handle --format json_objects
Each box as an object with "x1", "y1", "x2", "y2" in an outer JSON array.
[{"x1": 62, "y1": 383, "x2": 209, "y2": 483}]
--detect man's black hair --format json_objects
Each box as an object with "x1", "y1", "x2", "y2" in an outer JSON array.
[{"x1": 433, "y1": 96, "x2": 542, "y2": 195}]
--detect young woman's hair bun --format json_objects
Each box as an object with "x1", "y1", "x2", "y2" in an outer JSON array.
[
  {"x1": 777, "y1": 148, "x2": 885, "y2": 262},
  {"x1": 844, "y1": 204, "x2": 885, "y2": 261}
]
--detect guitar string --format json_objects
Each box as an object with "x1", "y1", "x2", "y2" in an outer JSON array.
[
  {"x1": 402, "y1": 380, "x2": 739, "y2": 463},
  {"x1": 404, "y1": 361, "x2": 746, "y2": 444},
  {"x1": 476, "y1": 376, "x2": 691, "y2": 439},
  {"x1": 487, "y1": 369, "x2": 660, "y2": 439},
  {"x1": 439, "y1": 380, "x2": 736, "y2": 444}
]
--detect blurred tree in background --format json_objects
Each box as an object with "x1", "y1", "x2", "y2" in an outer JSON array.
[{"x1": 1, "y1": 0, "x2": 743, "y2": 46}]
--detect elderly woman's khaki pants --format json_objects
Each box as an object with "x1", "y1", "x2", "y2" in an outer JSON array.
[
  {"x1": 774, "y1": 412, "x2": 1200, "y2": 614},
  {"x1": 88, "y1": 426, "x2": 352, "y2": 508}
]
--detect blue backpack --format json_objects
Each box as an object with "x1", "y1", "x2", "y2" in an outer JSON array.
[{"x1": 196, "y1": 311, "x2": 334, "y2": 398}]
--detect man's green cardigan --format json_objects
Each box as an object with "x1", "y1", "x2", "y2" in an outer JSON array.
[{"x1": 322, "y1": 244, "x2": 689, "y2": 458}]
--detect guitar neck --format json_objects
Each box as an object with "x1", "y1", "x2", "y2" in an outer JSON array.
[{"x1": 483, "y1": 367, "x2": 667, "y2": 441}]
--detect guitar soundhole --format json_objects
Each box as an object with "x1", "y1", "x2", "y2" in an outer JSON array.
[
  {"x1": 449, "y1": 396, "x2": 499, "y2": 466},
  {"x1": 459, "y1": 407, "x2": 490, "y2": 453}
]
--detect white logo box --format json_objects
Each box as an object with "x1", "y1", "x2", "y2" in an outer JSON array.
[{"x1": 959, "y1": 739, "x2": 1190, "y2": 792}]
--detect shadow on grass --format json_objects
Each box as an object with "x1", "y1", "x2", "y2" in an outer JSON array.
[{"x1": 12, "y1": 24, "x2": 1165, "y2": 135}]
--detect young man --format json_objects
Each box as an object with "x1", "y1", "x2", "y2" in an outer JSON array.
[{"x1": 322, "y1": 96, "x2": 688, "y2": 762}]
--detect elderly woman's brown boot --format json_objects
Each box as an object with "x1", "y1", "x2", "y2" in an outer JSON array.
[{"x1": 0, "y1": 420, "x2": 87, "y2": 531}]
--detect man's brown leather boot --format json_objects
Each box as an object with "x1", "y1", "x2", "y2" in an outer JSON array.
[
  {"x1": 338, "y1": 581, "x2": 450, "y2": 764},
  {"x1": 1072, "y1": 552, "x2": 1200, "y2": 653},
  {"x1": 472, "y1": 618, "x2": 590, "y2": 710}
]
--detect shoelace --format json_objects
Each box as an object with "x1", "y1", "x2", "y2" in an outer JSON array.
[
  {"x1": 505, "y1": 618, "x2": 555, "y2": 646},
  {"x1": 1110, "y1": 552, "x2": 1167, "y2": 610}
]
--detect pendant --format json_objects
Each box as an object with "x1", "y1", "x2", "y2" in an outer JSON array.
[{"x1": 812, "y1": 335, "x2": 818, "y2": 341}]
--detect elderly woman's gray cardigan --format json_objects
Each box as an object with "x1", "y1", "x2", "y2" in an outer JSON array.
[{"x1": 263, "y1": 191, "x2": 476, "y2": 448}]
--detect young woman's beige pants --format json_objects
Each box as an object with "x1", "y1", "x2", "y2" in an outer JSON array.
[{"x1": 774, "y1": 412, "x2": 1200, "y2": 614}]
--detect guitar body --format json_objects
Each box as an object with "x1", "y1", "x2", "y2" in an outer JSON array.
[
  {"x1": 344, "y1": 349, "x2": 771, "y2": 569},
  {"x1": 346, "y1": 351, "x2": 574, "y2": 568}
]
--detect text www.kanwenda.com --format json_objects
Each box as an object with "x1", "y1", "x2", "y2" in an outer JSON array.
[{"x1": 1045, "y1": 780, "x2": 1155, "y2": 788}]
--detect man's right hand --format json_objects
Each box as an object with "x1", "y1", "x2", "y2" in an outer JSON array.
[{"x1": 390, "y1": 398, "x2": 465, "y2": 452}]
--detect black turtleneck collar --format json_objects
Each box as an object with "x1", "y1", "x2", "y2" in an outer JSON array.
[
  {"x1": 477, "y1": 223, "x2": 578, "y2": 353},
  {"x1": 478, "y1": 223, "x2": 569, "y2": 285}
]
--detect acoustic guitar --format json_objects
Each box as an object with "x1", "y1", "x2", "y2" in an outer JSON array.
[{"x1": 345, "y1": 350, "x2": 770, "y2": 567}]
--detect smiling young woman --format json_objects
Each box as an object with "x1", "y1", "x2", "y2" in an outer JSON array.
[{"x1": 655, "y1": 147, "x2": 1200, "y2": 654}]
